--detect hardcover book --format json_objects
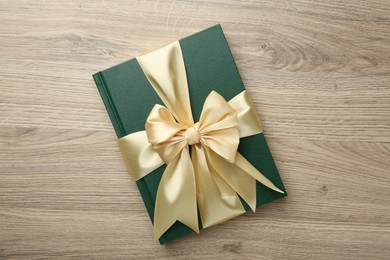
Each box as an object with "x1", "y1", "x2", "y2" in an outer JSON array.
[{"x1": 93, "y1": 24, "x2": 286, "y2": 244}]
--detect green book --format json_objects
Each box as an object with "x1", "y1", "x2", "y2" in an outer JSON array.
[{"x1": 93, "y1": 24, "x2": 287, "y2": 244}]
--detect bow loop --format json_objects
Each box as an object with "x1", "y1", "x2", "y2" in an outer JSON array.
[
  {"x1": 145, "y1": 104, "x2": 187, "y2": 163},
  {"x1": 198, "y1": 91, "x2": 240, "y2": 163}
]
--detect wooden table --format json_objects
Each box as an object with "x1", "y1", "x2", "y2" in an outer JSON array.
[{"x1": 1, "y1": 1, "x2": 389, "y2": 259}]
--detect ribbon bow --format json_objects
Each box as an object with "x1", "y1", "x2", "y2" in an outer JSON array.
[{"x1": 117, "y1": 41, "x2": 284, "y2": 240}]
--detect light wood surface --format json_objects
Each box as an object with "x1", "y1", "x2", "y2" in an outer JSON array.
[{"x1": 1, "y1": 0, "x2": 389, "y2": 259}]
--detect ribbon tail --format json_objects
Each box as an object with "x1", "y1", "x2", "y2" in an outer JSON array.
[
  {"x1": 192, "y1": 145, "x2": 245, "y2": 229},
  {"x1": 153, "y1": 147, "x2": 199, "y2": 240},
  {"x1": 206, "y1": 149, "x2": 257, "y2": 212},
  {"x1": 235, "y1": 152, "x2": 285, "y2": 195},
  {"x1": 207, "y1": 150, "x2": 284, "y2": 212}
]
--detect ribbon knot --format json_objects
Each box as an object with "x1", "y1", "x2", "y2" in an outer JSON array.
[{"x1": 184, "y1": 124, "x2": 200, "y2": 145}]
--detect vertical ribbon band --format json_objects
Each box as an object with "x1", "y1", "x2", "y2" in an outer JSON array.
[{"x1": 118, "y1": 41, "x2": 284, "y2": 240}]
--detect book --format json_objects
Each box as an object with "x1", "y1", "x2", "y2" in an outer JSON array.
[{"x1": 93, "y1": 24, "x2": 286, "y2": 244}]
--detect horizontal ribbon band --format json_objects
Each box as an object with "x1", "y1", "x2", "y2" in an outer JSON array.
[{"x1": 118, "y1": 41, "x2": 284, "y2": 240}]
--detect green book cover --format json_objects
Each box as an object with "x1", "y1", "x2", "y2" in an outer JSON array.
[{"x1": 93, "y1": 24, "x2": 286, "y2": 244}]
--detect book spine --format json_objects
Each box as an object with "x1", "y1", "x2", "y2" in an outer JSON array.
[
  {"x1": 92, "y1": 72, "x2": 167, "y2": 244},
  {"x1": 93, "y1": 72, "x2": 125, "y2": 137}
]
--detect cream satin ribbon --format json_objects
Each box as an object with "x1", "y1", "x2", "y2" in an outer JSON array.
[{"x1": 118, "y1": 41, "x2": 284, "y2": 240}]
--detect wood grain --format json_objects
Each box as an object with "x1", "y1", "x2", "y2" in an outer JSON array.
[{"x1": 1, "y1": 0, "x2": 389, "y2": 259}]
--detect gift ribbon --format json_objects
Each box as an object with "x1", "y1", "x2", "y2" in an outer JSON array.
[{"x1": 118, "y1": 41, "x2": 284, "y2": 240}]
